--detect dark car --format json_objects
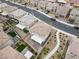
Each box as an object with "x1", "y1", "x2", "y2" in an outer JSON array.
[
  {"x1": 50, "y1": 18, "x2": 56, "y2": 21},
  {"x1": 74, "y1": 27, "x2": 79, "y2": 29}
]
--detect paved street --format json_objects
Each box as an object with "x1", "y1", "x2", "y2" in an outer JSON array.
[{"x1": 1, "y1": 0, "x2": 79, "y2": 37}]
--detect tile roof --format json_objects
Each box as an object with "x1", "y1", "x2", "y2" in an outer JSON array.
[
  {"x1": 18, "y1": 14, "x2": 37, "y2": 28},
  {"x1": 0, "y1": 46, "x2": 26, "y2": 59},
  {"x1": 0, "y1": 3, "x2": 8, "y2": 9},
  {"x1": 30, "y1": 21, "x2": 51, "y2": 38}
]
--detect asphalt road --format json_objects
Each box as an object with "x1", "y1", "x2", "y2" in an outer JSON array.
[{"x1": 1, "y1": 0, "x2": 79, "y2": 37}]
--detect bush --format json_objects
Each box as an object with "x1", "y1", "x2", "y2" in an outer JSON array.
[
  {"x1": 23, "y1": 28, "x2": 29, "y2": 33},
  {"x1": 8, "y1": 31, "x2": 16, "y2": 37}
]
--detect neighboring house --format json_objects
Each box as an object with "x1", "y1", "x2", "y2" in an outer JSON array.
[
  {"x1": 46, "y1": 2, "x2": 59, "y2": 13},
  {"x1": 30, "y1": 21, "x2": 51, "y2": 45},
  {"x1": 30, "y1": 0, "x2": 39, "y2": 7},
  {"x1": 65, "y1": 38, "x2": 79, "y2": 59},
  {"x1": 22, "y1": 0, "x2": 30, "y2": 4},
  {"x1": 0, "y1": 3, "x2": 8, "y2": 9},
  {"x1": 0, "y1": 3, "x2": 8, "y2": 12},
  {"x1": 37, "y1": 0, "x2": 48, "y2": 10},
  {"x1": 0, "y1": 27, "x2": 13, "y2": 49},
  {"x1": 56, "y1": 3, "x2": 71, "y2": 17},
  {"x1": 68, "y1": 8, "x2": 79, "y2": 26},
  {"x1": 1, "y1": 5, "x2": 18, "y2": 16},
  {"x1": 66, "y1": 0, "x2": 79, "y2": 6},
  {"x1": 16, "y1": 14, "x2": 38, "y2": 29},
  {"x1": 0, "y1": 46, "x2": 26, "y2": 59},
  {"x1": 9, "y1": 9, "x2": 27, "y2": 19}
]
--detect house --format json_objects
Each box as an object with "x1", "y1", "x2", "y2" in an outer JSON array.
[
  {"x1": 65, "y1": 38, "x2": 79, "y2": 59},
  {"x1": 22, "y1": 21, "x2": 51, "y2": 52},
  {"x1": 66, "y1": 0, "x2": 79, "y2": 6},
  {"x1": 37, "y1": 0, "x2": 48, "y2": 10},
  {"x1": 23, "y1": 0, "x2": 30, "y2": 4},
  {"x1": 0, "y1": 3, "x2": 8, "y2": 9},
  {"x1": 16, "y1": 14, "x2": 38, "y2": 29},
  {"x1": 30, "y1": 21, "x2": 51, "y2": 45},
  {"x1": 30, "y1": 0, "x2": 39, "y2": 7},
  {"x1": 0, "y1": 27, "x2": 13, "y2": 49},
  {"x1": 46, "y1": 2, "x2": 59, "y2": 13},
  {"x1": 9, "y1": 9, "x2": 27, "y2": 19},
  {"x1": 21, "y1": 0, "x2": 30, "y2": 5},
  {"x1": 0, "y1": 46, "x2": 26, "y2": 59},
  {"x1": 1, "y1": 5, "x2": 18, "y2": 16},
  {"x1": 0, "y1": 3, "x2": 8, "y2": 12},
  {"x1": 56, "y1": 3, "x2": 71, "y2": 17},
  {"x1": 68, "y1": 8, "x2": 79, "y2": 26}
]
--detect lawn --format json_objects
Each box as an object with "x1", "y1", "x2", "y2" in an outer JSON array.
[{"x1": 16, "y1": 44, "x2": 26, "y2": 52}]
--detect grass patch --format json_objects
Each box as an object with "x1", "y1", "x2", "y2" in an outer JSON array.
[{"x1": 16, "y1": 44, "x2": 26, "y2": 52}]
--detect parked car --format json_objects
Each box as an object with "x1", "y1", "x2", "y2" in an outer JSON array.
[
  {"x1": 50, "y1": 18, "x2": 56, "y2": 21},
  {"x1": 74, "y1": 27, "x2": 79, "y2": 29}
]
